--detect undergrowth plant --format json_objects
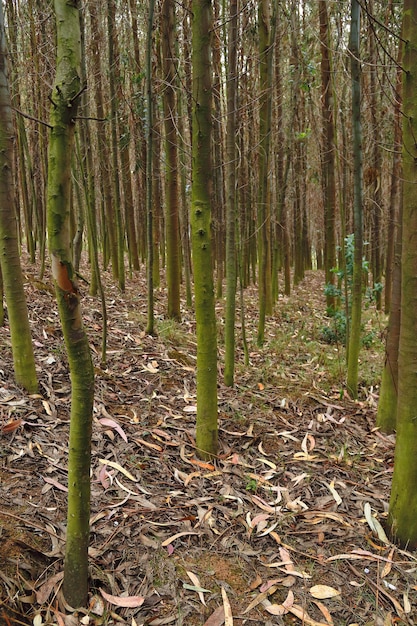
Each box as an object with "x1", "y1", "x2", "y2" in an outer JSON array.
[{"x1": 321, "y1": 234, "x2": 382, "y2": 347}]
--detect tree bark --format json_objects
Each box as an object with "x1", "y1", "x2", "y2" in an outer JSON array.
[
  {"x1": 192, "y1": 0, "x2": 218, "y2": 459},
  {"x1": 0, "y1": 1, "x2": 37, "y2": 394},
  {"x1": 162, "y1": 0, "x2": 181, "y2": 320},
  {"x1": 388, "y1": 0, "x2": 417, "y2": 548},
  {"x1": 224, "y1": 0, "x2": 238, "y2": 387},
  {"x1": 346, "y1": 0, "x2": 363, "y2": 399},
  {"x1": 47, "y1": 0, "x2": 94, "y2": 607}
]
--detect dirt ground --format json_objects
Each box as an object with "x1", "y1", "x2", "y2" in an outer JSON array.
[{"x1": 0, "y1": 264, "x2": 415, "y2": 626}]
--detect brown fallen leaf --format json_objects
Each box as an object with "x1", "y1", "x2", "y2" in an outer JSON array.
[
  {"x1": 312, "y1": 599, "x2": 334, "y2": 625},
  {"x1": 221, "y1": 587, "x2": 233, "y2": 626},
  {"x1": 99, "y1": 588, "x2": 145, "y2": 608},
  {"x1": 263, "y1": 590, "x2": 294, "y2": 616},
  {"x1": 289, "y1": 604, "x2": 331, "y2": 626},
  {"x1": 309, "y1": 584, "x2": 341, "y2": 599},
  {"x1": 35, "y1": 571, "x2": 64, "y2": 604},
  {"x1": 161, "y1": 531, "x2": 199, "y2": 547},
  {"x1": 203, "y1": 606, "x2": 225, "y2": 626},
  {"x1": 1, "y1": 419, "x2": 23, "y2": 433}
]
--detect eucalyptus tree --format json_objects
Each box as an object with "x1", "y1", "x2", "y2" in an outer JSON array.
[
  {"x1": 224, "y1": 0, "x2": 239, "y2": 387},
  {"x1": 388, "y1": 0, "x2": 417, "y2": 549},
  {"x1": 0, "y1": 0, "x2": 37, "y2": 394},
  {"x1": 146, "y1": 0, "x2": 156, "y2": 335},
  {"x1": 162, "y1": 0, "x2": 181, "y2": 320},
  {"x1": 346, "y1": 0, "x2": 363, "y2": 399},
  {"x1": 107, "y1": 0, "x2": 125, "y2": 291},
  {"x1": 47, "y1": 0, "x2": 94, "y2": 606},
  {"x1": 319, "y1": 0, "x2": 336, "y2": 311},
  {"x1": 191, "y1": 0, "x2": 218, "y2": 459},
  {"x1": 257, "y1": 0, "x2": 276, "y2": 347}
]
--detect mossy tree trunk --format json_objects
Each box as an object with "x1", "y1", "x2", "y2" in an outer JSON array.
[
  {"x1": 224, "y1": 0, "x2": 238, "y2": 387},
  {"x1": 192, "y1": 0, "x2": 218, "y2": 459},
  {"x1": 346, "y1": 0, "x2": 363, "y2": 399},
  {"x1": 47, "y1": 0, "x2": 94, "y2": 607},
  {"x1": 162, "y1": 0, "x2": 181, "y2": 320},
  {"x1": 0, "y1": 1, "x2": 37, "y2": 394},
  {"x1": 388, "y1": 0, "x2": 417, "y2": 549}
]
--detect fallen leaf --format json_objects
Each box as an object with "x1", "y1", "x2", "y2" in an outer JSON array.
[
  {"x1": 309, "y1": 585, "x2": 341, "y2": 599},
  {"x1": 1, "y1": 419, "x2": 23, "y2": 433},
  {"x1": 221, "y1": 587, "x2": 233, "y2": 626},
  {"x1": 289, "y1": 604, "x2": 331, "y2": 626},
  {"x1": 99, "y1": 417, "x2": 128, "y2": 443},
  {"x1": 312, "y1": 599, "x2": 334, "y2": 624},
  {"x1": 203, "y1": 606, "x2": 225, "y2": 626},
  {"x1": 327, "y1": 480, "x2": 342, "y2": 506},
  {"x1": 161, "y1": 531, "x2": 199, "y2": 547},
  {"x1": 36, "y1": 571, "x2": 64, "y2": 604},
  {"x1": 264, "y1": 590, "x2": 294, "y2": 615},
  {"x1": 186, "y1": 571, "x2": 210, "y2": 605},
  {"x1": 42, "y1": 476, "x2": 68, "y2": 492},
  {"x1": 98, "y1": 458, "x2": 138, "y2": 482},
  {"x1": 100, "y1": 588, "x2": 144, "y2": 608},
  {"x1": 242, "y1": 585, "x2": 279, "y2": 614}
]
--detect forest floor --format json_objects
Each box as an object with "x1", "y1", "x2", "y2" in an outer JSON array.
[{"x1": 0, "y1": 261, "x2": 415, "y2": 626}]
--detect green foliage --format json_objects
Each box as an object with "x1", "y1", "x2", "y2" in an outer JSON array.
[{"x1": 321, "y1": 234, "x2": 379, "y2": 348}]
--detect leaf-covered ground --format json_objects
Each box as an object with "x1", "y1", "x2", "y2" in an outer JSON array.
[{"x1": 1, "y1": 263, "x2": 416, "y2": 626}]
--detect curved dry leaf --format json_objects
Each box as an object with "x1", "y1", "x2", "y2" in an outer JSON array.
[
  {"x1": 99, "y1": 418, "x2": 128, "y2": 443},
  {"x1": 264, "y1": 590, "x2": 294, "y2": 615},
  {"x1": 98, "y1": 458, "x2": 138, "y2": 482},
  {"x1": 161, "y1": 531, "x2": 199, "y2": 547},
  {"x1": 186, "y1": 570, "x2": 210, "y2": 605},
  {"x1": 312, "y1": 599, "x2": 334, "y2": 625},
  {"x1": 203, "y1": 606, "x2": 225, "y2": 626},
  {"x1": 99, "y1": 588, "x2": 145, "y2": 608},
  {"x1": 289, "y1": 604, "x2": 331, "y2": 626},
  {"x1": 309, "y1": 585, "x2": 341, "y2": 599},
  {"x1": 221, "y1": 587, "x2": 233, "y2": 626}
]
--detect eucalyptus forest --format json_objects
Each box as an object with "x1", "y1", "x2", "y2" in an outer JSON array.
[{"x1": 1, "y1": 0, "x2": 417, "y2": 625}]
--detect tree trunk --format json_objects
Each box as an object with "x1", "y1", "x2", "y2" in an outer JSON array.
[
  {"x1": 162, "y1": 0, "x2": 181, "y2": 320},
  {"x1": 107, "y1": 0, "x2": 125, "y2": 291},
  {"x1": 192, "y1": 0, "x2": 218, "y2": 459},
  {"x1": 319, "y1": 0, "x2": 336, "y2": 311},
  {"x1": 346, "y1": 0, "x2": 363, "y2": 399},
  {"x1": 388, "y1": 0, "x2": 417, "y2": 548},
  {"x1": 257, "y1": 0, "x2": 275, "y2": 346},
  {"x1": 377, "y1": 198, "x2": 401, "y2": 433},
  {"x1": 146, "y1": 0, "x2": 156, "y2": 335},
  {"x1": 47, "y1": 0, "x2": 94, "y2": 607},
  {"x1": 0, "y1": 1, "x2": 37, "y2": 394},
  {"x1": 224, "y1": 0, "x2": 238, "y2": 387}
]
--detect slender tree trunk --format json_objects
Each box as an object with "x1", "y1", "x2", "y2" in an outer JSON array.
[
  {"x1": 107, "y1": 0, "x2": 125, "y2": 291},
  {"x1": 377, "y1": 197, "x2": 401, "y2": 433},
  {"x1": 47, "y1": 0, "x2": 94, "y2": 607},
  {"x1": 388, "y1": 1, "x2": 417, "y2": 548},
  {"x1": 368, "y1": 0, "x2": 382, "y2": 310},
  {"x1": 146, "y1": 0, "x2": 156, "y2": 335},
  {"x1": 224, "y1": 0, "x2": 238, "y2": 387},
  {"x1": 162, "y1": 0, "x2": 181, "y2": 320},
  {"x1": 0, "y1": 2, "x2": 37, "y2": 394},
  {"x1": 192, "y1": 0, "x2": 218, "y2": 459},
  {"x1": 346, "y1": 0, "x2": 363, "y2": 399},
  {"x1": 89, "y1": 3, "x2": 117, "y2": 275},
  {"x1": 319, "y1": 0, "x2": 336, "y2": 311},
  {"x1": 257, "y1": 0, "x2": 275, "y2": 346},
  {"x1": 385, "y1": 50, "x2": 402, "y2": 314}
]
